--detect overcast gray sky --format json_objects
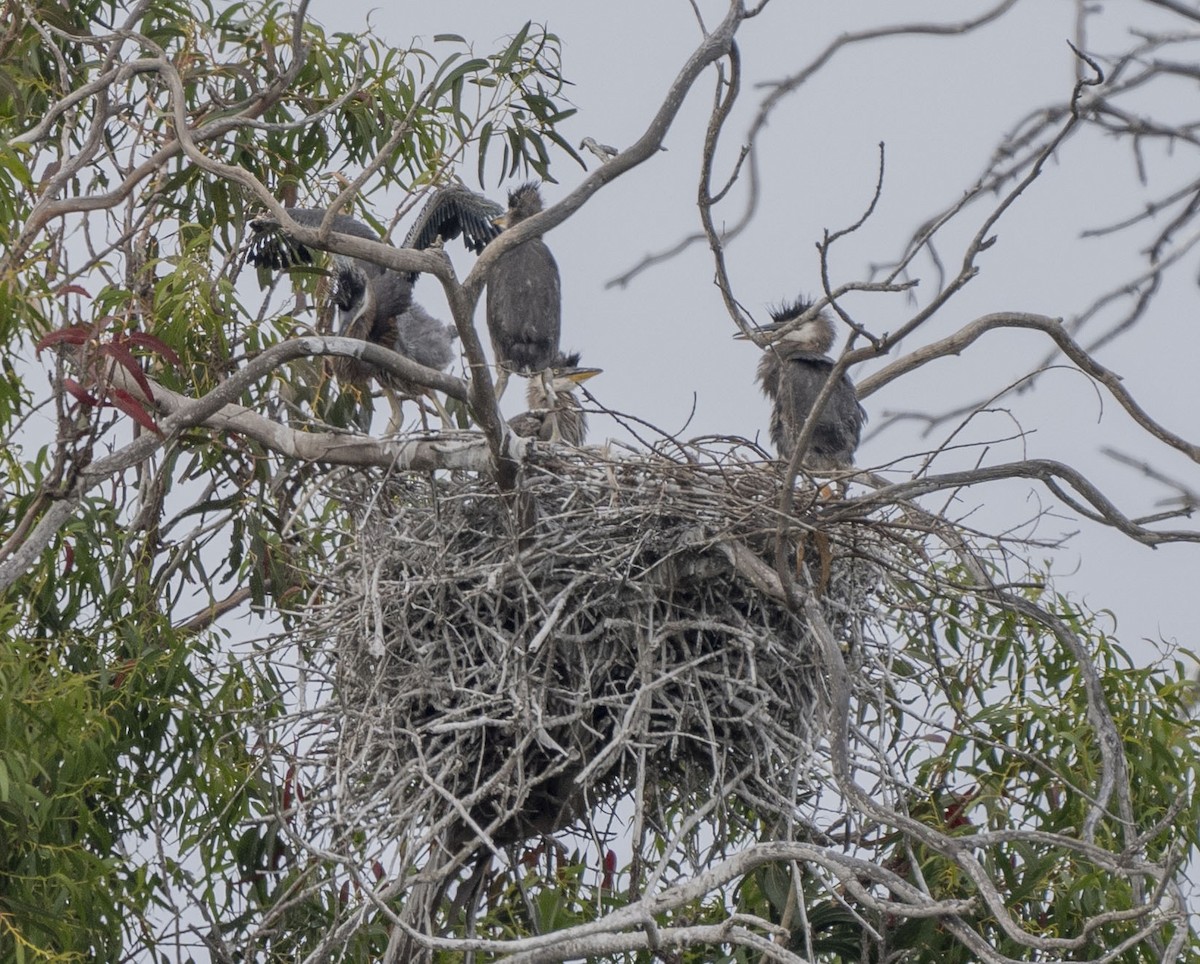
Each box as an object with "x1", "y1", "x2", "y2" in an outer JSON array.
[{"x1": 301, "y1": 0, "x2": 1200, "y2": 664}]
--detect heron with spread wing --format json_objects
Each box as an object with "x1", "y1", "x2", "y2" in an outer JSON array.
[
  {"x1": 406, "y1": 181, "x2": 561, "y2": 404},
  {"x1": 246, "y1": 207, "x2": 458, "y2": 431}
]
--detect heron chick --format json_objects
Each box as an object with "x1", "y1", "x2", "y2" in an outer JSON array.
[
  {"x1": 736, "y1": 299, "x2": 865, "y2": 472},
  {"x1": 403, "y1": 181, "x2": 562, "y2": 405},
  {"x1": 507, "y1": 352, "x2": 600, "y2": 446},
  {"x1": 246, "y1": 207, "x2": 457, "y2": 431},
  {"x1": 487, "y1": 182, "x2": 561, "y2": 403}
]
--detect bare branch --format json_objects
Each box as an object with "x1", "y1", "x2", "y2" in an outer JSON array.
[{"x1": 857, "y1": 311, "x2": 1200, "y2": 464}]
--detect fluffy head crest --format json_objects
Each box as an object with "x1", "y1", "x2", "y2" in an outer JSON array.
[
  {"x1": 768, "y1": 296, "x2": 816, "y2": 325},
  {"x1": 505, "y1": 182, "x2": 545, "y2": 223}
]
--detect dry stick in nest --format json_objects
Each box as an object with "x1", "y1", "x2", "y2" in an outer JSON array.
[{"x1": 313, "y1": 443, "x2": 889, "y2": 958}]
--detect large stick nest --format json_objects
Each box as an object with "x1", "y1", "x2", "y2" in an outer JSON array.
[{"x1": 316, "y1": 442, "x2": 886, "y2": 858}]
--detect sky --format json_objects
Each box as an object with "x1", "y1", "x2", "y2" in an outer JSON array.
[{"x1": 297, "y1": 0, "x2": 1200, "y2": 667}]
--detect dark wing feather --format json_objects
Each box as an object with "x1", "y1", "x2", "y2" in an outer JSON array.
[
  {"x1": 245, "y1": 224, "x2": 313, "y2": 271},
  {"x1": 247, "y1": 206, "x2": 415, "y2": 322},
  {"x1": 246, "y1": 207, "x2": 385, "y2": 273},
  {"x1": 404, "y1": 185, "x2": 504, "y2": 254}
]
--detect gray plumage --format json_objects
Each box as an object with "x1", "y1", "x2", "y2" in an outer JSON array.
[
  {"x1": 401, "y1": 181, "x2": 562, "y2": 399},
  {"x1": 396, "y1": 303, "x2": 457, "y2": 371},
  {"x1": 245, "y1": 206, "x2": 456, "y2": 426},
  {"x1": 742, "y1": 299, "x2": 865, "y2": 471},
  {"x1": 487, "y1": 182, "x2": 561, "y2": 382},
  {"x1": 402, "y1": 183, "x2": 504, "y2": 261},
  {"x1": 507, "y1": 351, "x2": 600, "y2": 446},
  {"x1": 247, "y1": 207, "x2": 415, "y2": 325},
  {"x1": 380, "y1": 303, "x2": 456, "y2": 401}
]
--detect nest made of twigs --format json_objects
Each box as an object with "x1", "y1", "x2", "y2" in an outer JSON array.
[{"x1": 315, "y1": 441, "x2": 885, "y2": 857}]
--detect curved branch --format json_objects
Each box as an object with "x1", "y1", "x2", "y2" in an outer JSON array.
[
  {"x1": 454, "y1": 0, "x2": 749, "y2": 307},
  {"x1": 846, "y1": 458, "x2": 1200, "y2": 546},
  {"x1": 9, "y1": 10, "x2": 314, "y2": 264},
  {"x1": 0, "y1": 335, "x2": 536, "y2": 593},
  {"x1": 371, "y1": 840, "x2": 978, "y2": 963},
  {"x1": 856, "y1": 312, "x2": 1200, "y2": 464},
  {"x1": 606, "y1": 0, "x2": 1021, "y2": 287}
]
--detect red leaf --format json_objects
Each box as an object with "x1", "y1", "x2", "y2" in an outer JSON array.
[
  {"x1": 269, "y1": 833, "x2": 285, "y2": 871},
  {"x1": 112, "y1": 658, "x2": 137, "y2": 689},
  {"x1": 108, "y1": 387, "x2": 163, "y2": 436},
  {"x1": 124, "y1": 331, "x2": 182, "y2": 368},
  {"x1": 35, "y1": 325, "x2": 91, "y2": 356},
  {"x1": 56, "y1": 284, "x2": 91, "y2": 299},
  {"x1": 942, "y1": 788, "x2": 978, "y2": 830},
  {"x1": 371, "y1": 861, "x2": 385, "y2": 882},
  {"x1": 601, "y1": 849, "x2": 617, "y2": 889},
  {"x1": 62, "y1": 377, "x2": 100, "y2": 407},
  {"x1": 62, "y1": 541, "x2": 74, "y2": 575},
  {"x1": 338, "y1": 880, "x2": 350, "y2": 906},
  {"x1": 99, "y1": 341, "x2": 154, "y2": 402},
  {"x1": 282, "y1": 765, "x2": 294, "y2": 814}
]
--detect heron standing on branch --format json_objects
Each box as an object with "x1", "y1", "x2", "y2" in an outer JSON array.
[
  {"x1": 507, "y1": 351, "x2": 600, "y2": 446},
  {"x1": 736, "y1": 298, "x2": 865, "y2": 472},
  {"x1": 406, "y1": 181, "x2": 561, "y2": 404},
  {"x1": 246, "y1": 207, "x2": 457, "y2": 431}
]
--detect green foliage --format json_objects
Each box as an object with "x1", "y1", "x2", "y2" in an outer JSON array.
[
  {"x1": 0, "y1": 0, "x2": 1194, "y2": 961},
  {"x1": 739, "y1": 568, "x2": 1200, "y2": 964},
  {"x1": 0, "y1": 575, "x2": 286, "y2": 959},
  {"x1": 0, "y1": 0, "x2": 584, "y2": 957}
]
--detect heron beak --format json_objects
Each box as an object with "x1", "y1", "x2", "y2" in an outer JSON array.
[
  {"x1": 564, "y1": 367, "x2": 602, "y2": 384},
  {"x1": 729, "y1": 321, "x2": 777, "y2": 348},
  {"x1": 492, "y1": 213, "x2": 511, "y2": 230},
  {"x1": 733, "y1": 327, "x2": 771, "y2": 345}
]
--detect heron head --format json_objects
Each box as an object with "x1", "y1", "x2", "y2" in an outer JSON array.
[
  {"x1": 334, "y1": 263, "x2": 375, "y2": 335},
  {"x1": 733, "y1": 297, "x2": 835, "y2": 354},
  {"x1": 493, "y1": 181, "x2": 544, "y2": 229},
  {"x1": 558, "y1": 366, "x2": 602, "y2": 389},
  {"x1": 537, "y1": 350, "x2": 601, "y2": 396},
  {"x1": 555, "y1": 350, "x2": 602, "y2": 387}
]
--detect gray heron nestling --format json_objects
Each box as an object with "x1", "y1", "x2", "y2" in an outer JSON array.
[
  {"x1": 736, "y1": 298, "x2": 865, "y2": 472},
  {"x1": 405, "y1": 181, "x2": 562, "y2": 404},
  {"x1": 506, "y1": 351, "x2": 600, "y2": 446},
  {"x1": 246, "y1": 207, "x2": 458, "y2": 431}
]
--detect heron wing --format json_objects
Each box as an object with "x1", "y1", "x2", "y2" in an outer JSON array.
[
  {"x1": 404, "y1": 184, "x2": 504, "y2": 253},
  {"x1": 246, "y1": 207, "x2": 386, "y2": 272},
  {"x1": 245, "y1": 222, "x2": 313, "y2": 271}
]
